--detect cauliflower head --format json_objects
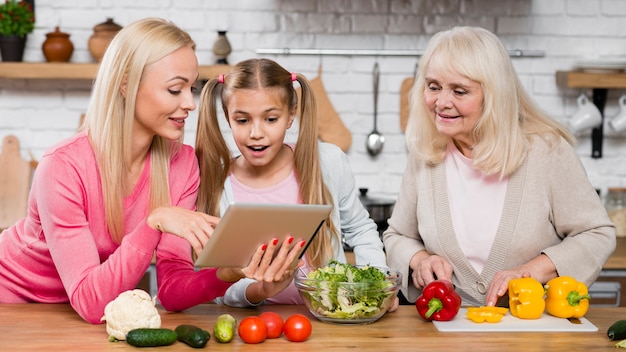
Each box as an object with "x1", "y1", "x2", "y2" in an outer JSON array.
[{"x1": 100, "y1": 289, "x2": 161, "y2": 340}]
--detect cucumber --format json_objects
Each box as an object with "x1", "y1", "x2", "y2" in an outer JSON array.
[
  {"x1": 213, "y1": 313, "x2": 237, "y2": 343},
  {"x1": 175, "y1": 324, "x2": 211, "y2": 348},
  {"x1": 126, "y1": 328, "x2": 178, "y2": 347},
  {"x1": 608, "y1": 320, "x2": 626, "y2": 340}
]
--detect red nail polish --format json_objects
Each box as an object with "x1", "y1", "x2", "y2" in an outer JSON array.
[
  {"x1": 272, "y1": 238, "x2": 279, "y2": 245},
  {"x1": 288, "y1": 237, "x2": 294, "y2": 244},
  {"x1": 261, "y1": 244, "x2": 267, "y2": 251},
  {"x1": 299, "y1": 240, "x2": 306, "y2": 247}
]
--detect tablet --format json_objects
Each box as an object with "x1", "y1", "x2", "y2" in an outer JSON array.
[{"x1": 194, "y1": 203, "x2": 332, "y2": 268}]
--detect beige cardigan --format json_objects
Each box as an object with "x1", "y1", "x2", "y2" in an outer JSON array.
[{"x1": 383, "y1": 136, "x2": 616, "y2": 306}]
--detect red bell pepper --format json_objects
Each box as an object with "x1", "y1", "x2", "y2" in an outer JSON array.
[{"x1": 416, "y1": 280, "x2": 462, "y2": 321}]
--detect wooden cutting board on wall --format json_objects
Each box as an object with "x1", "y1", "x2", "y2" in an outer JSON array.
[
  {"x1": 0, "y1": 135, "x2": 33, "y2": 230},
  {"x1": 399, "y1": 76, "x2": 414, "y2": 133}
]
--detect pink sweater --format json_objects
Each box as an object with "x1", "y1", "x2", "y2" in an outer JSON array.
[{"x1": 0, "y1": 133, "x2": 231, "y2": 323}]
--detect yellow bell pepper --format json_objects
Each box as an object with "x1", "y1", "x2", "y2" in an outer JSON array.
[
  {"x1": 544, "y1": 276, "x2": 590, "y2": 319},
  {"x1": 466, "y1": 306, "x2": 509, "y2": 323},
  {"x1": 508, "y1": 277, "x2": 545, "y2": 319}
]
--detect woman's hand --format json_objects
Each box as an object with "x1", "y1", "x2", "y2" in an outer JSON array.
[
  {"x1": 409, "y1": 250, "x2": 453, "y2": 290},
  {"x1": 147, "y1": 206, "x2": 219, "y2": 256},
  {"x1": 485, "y1": 254, "x2": 558, "y2": 306},
  {"x1": 486, "y1": 270, "x2": 531, "y2": 306}
]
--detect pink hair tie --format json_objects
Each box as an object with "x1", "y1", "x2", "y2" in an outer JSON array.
[
  {"x1": 218, "y1": 73, "x2": 225, "y2": 83},
  {"x1": 290, "y1": 72, "x2": 297, "y2": 82}
]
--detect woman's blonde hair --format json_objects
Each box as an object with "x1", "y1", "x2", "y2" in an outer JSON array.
[
  {"x1": 196, "y1": 58, "x2": 338, "y2": 268},
  {"x1": 79, "y1": 18, "x2": 196, "y2": 242},
  {"x1": 406, "y1": 26, "x2": 574, "y2": 178}
]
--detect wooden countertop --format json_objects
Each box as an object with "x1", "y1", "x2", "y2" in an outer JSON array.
[
  {"x1": 1, "y1": 303, "x2": 622, "y2": 351},
  {"x1": 603, "y1": 237, "x2": 626, "y2": 270}
]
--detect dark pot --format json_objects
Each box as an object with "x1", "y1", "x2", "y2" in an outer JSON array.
[
  {"x1": 358, "y1": 188, "x2": 395, "y2": 235},
  {"x1": 0, "y1": 35, "x2": 27, "y2": 62}
]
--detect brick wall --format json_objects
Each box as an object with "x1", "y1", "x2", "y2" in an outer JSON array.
[{"x1": 1, "y1": 0, "x2": 625, "y2": 199}]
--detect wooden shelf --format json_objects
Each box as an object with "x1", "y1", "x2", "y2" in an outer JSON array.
[
  {"x1": 555, "y1": 70, "x2": 626, "y2": 159},
  {"x1": 556, "y1": 70, "x2": 626, "y2": 89},
  {"x1": 0, "y1": 62, "x2": 231, "y2": 80}
]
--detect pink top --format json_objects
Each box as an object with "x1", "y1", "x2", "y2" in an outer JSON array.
[
  {"x1": 445, "y1": 142, "x2": 508, "y2": 273},
  {"x1": 229, "y1": 163, "x2": 304, "y2": 304},
  {"x1": 0, "y1": 133, "x2": 232, "y2": 323}
]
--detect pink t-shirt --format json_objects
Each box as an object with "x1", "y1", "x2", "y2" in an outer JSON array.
[
  {"x1": 445, "y1": 143, "x2": 508, "y2": 273},
  {"x1": 228, "y1": 164, "x2": 304, "y2": 304}
]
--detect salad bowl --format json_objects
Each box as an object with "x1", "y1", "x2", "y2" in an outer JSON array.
[{"x1": 294, "y1": 261, "x2": 401, "y2": 324}]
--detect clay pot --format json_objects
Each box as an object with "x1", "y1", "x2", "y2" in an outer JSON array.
[
  {"x1": 88, "y1": 18, "x2": 122, "y2": 62},
  {"x1": 42, "y1": 27, "x2": 74, "y2": 62}
]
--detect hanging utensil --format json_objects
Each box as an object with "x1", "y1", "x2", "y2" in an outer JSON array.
[{"x1": 366, "y1": 62, "x2": 385, "y2": 156}]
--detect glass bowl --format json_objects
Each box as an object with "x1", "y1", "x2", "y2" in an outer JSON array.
[{"x1": 294, "y1": 264, "x2": 401, "y2": 324}]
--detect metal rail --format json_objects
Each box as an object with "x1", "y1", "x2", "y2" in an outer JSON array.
[{"x1": 256, "y1": 48, "x2": 545, "y2": 58}]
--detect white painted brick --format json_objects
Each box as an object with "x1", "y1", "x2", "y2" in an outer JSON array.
[
  {"x1": 461, "y1": 0, "x2": 531, "y2": 16},
  {"x1": 2, "y1": 0, "x2": 626, "y2": 197},
  {"x1": 318, "y1": 0, "x2": 387, "y2": 14},
  {"x1": 531, "y1": 0, "x2": 566, "y2": 15},
  {"x1": 566, "y1": 0, "x2": 600, "y2": 16},
  {"x1": 284, "y1": 13, "x2": 351, "y2": 34},
  {"x1": 603, "y1": 0, "x2": 626, "y2": 15},
  {"x1": 498, "y1": 17, "x2": 533, "y2": 34},
  {"x1": 227, "y1": 11, "x2": 280, "y2": 32},
  {"x1": 352, "y1": 14, "x2": 388, "y2": 33}
]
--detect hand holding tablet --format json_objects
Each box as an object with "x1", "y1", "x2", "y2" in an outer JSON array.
[{"x1": 194, "y1": 203, "x2": 332, "y2": 268}]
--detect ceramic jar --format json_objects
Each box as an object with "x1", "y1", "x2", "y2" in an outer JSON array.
[
  {"x1": 606, "y1": 187, "x2": 626, "y2": 238},
  {"x1": 212, "y1": 31, "x2": 232, "y2": 64},
  {"x1": 88, "y1": 18, "x2": 122, "y2": 62},
  {"x1": 42, "y1": 27, "x2": 74, "y2": 62}
]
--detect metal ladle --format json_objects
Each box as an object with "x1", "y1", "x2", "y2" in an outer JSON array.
[{"x1": 366, "y1": 62, "x2": 385, "y2": 156}]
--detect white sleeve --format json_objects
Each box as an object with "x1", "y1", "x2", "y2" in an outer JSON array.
[{"x1": 213, "y1": 278, "x2": 264, "y2": 307}]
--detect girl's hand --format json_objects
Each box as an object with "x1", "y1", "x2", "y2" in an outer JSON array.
[
  {"x1": 409, "y1": 250, "x2": 453, "y2": 290},
  {"x1": 387, "y1": 297, "x2": 400, "y2": 313},
  {"x1": 242, "y1": 236, "x2": 304, "y2": 282},
  {"x1": 216, "y1": 236, "x2": 305, "y2": 284},
  {"x1": 147, "y1": 206, "x2": 219, "y2": 256},
  {"x1": 241, "y1": 236, "x2": 305, "y2": 304}
]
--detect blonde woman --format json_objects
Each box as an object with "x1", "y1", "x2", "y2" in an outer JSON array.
[
  {"x1": 0, "y1": 18, "x2": 301, "y2": 323},
  {"x1": 196, "y1": 58, "x2": 394, "y2": 308},
  {"x1": 383, "y1": 26, "x2": 615, "y2": 307}
]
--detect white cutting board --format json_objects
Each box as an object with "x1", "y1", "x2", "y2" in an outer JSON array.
[{"x1": 433, "y1": 308, "x2": 597, "y2": 332}]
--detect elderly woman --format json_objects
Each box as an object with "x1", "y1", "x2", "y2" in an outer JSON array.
[{"x1": 383, "y1": 26, "x2": 615, "y2": 307}]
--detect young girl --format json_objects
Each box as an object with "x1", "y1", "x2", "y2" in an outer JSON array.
[{"x1": 196, "y1": 58, "x2": 392, "y2": 307}]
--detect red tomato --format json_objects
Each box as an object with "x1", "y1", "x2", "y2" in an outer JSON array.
[
  {"x1": 283, "y1": 314, "x2": 312, "y2": 342},
  {"x1": 259, "y1": 311, "x2": 284, "y2": 339},
  {"x1": 238, "y1": 316, "x2": 267, "y2": 344}
]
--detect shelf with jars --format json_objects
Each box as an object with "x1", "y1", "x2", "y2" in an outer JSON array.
[{"x1": 0, "y1": 62, "x2": 230, "y2": 80}]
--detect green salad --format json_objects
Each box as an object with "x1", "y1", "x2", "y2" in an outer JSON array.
[{"x1": 302, "y1": 261, "x2": 394, "y2": 320}]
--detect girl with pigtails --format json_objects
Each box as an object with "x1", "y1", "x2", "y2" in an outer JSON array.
[{"x1": 196, "y1": 58, "x2": 396, "y2": 309}]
